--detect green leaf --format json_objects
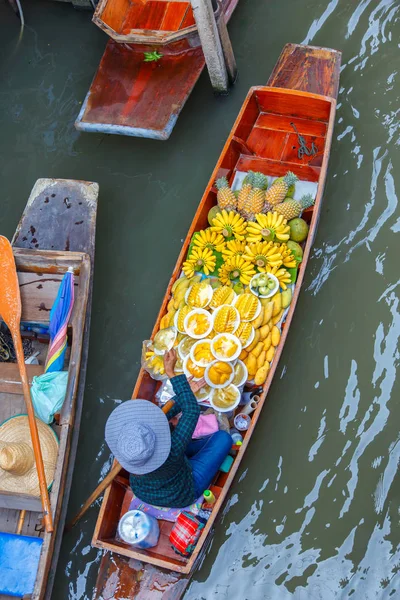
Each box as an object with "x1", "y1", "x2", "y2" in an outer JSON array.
[{"x1": 286, "y1": 266, "x2": 298, "y2": 284}]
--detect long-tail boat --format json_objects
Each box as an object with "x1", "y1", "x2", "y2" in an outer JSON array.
[
  {"x1": 92, "y1": 43, "x2": 341, "y2": 599},
  {"x1": 74, "y1": 0, "x2": 239, "y2": 140},
  {"x1": 0, "y1": 179, "x2": 98, "y2": 600}
]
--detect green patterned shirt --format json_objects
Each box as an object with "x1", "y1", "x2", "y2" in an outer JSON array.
[{"x1": 129, "y1": 375, "x2": 200, "y2": 508}]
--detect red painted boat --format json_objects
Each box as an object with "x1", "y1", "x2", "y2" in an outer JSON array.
[
  {"x1": 91, "y1": 43, "x2": 341, "y2": 599},
  {"x1": 75, "y1": 0, "x2": 238, "y2": 140}
]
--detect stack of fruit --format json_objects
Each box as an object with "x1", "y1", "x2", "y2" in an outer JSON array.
[{"x1": 143, "y1": 170, "x2": 314, "y2": 395}]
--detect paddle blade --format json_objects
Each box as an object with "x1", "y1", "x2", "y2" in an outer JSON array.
[{"x1": 0, "y1": 236, "x2": 22, "y2": 329}]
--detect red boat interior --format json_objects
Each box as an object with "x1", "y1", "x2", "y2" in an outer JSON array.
[{"x1": 93, "y1": 86, "x2": 335, "y2": 570}]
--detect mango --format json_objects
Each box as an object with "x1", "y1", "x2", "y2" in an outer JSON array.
[
  {"x1": 251, "y1": 307, "x2": 264, "y2": 330},
  {"x1": 271, "y1": 326, "x2": 280, "y2": 347},
  {"x1": 272, "y1": 309, "x2": 284, "y2": 325},
  {"x1": 246, "y1": 329, "x2": 260, "y2": 353},
  {"x1": 262, "y1": 301, "x2": 274, "y2": 326},
  {"x1": 259, "y1": 323, "x2": 270, "y2": 340},
  {"x1": 257, "y1": 350, "x2": 266, "y2": 369},
  {"x1": 239, "y1": 348, "x2": 248, "y2": 361},
  {"x1": 263, "y1": 332, "x2": 272, "y2": 352},
  {"x1": 254, "y1": 363, "x2": 270, "y2": 385},
  {"x1": 266, "y1": 345, "x2": 275, "y2": 362},
  {"x1": 271, "y1": 292, "x2": 282, "y2": 317},
  {"x1": 251, "y1": 341, "x2": 264, "y2": 359},
  {"x1": 246, "y1": 354, "x2": 258, "y2": 377},
  {"x1": 281, "y1": 288, "x2": 292, "y2": 309}
]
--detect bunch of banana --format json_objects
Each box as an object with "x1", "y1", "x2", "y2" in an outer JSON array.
[{"x1": 246, "y1": 212, "x2": 290, "y2": 243}]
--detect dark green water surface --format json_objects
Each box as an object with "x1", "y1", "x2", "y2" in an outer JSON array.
[{"x1": 1, "y1": 0, "x2": 400, "y2": 598}]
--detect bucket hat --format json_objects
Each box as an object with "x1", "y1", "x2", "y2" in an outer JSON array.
[
  {"x1": 0, "y1": 414, "x2": 59, "y2": 496},
  {"x1": 105, "y1": 400, "x2": 171, "y2": 475}
]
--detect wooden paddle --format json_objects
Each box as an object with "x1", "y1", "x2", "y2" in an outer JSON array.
[
  {"x1": 0, "y1": 236, "x2": 53, "y2": 533},
  {"x1": 66, "y1": 398, "x2": 175, "y2": 532}
]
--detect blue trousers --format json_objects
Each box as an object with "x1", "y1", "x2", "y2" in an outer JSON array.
[{"x1": 186, "y1": 430, "x2": 232, "y2": 498}]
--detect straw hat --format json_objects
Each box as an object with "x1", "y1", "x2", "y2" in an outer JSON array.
[{"x1": 0, "y1": 415, "x2": 59, "y2": 497}]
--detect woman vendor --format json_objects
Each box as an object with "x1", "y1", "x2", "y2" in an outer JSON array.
[{"x1": 105, "y1": 348, "x2": 232, "y2": 507}]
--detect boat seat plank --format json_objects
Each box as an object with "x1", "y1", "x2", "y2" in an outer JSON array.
[
  {"x1": 0, "y1": 363, "x2": 44, "y2": 395},
  {"x1": 236, "y1": 155, "x2": 320, "y2": 182},
  {"x1": 255, "y1": 113, "x2": 328, "y2": 137},
  {"x1": 267, "y1": 43, "x2": 341, "y2": 99},
  {"x1": 179, "y1": 4, "x2": 195, "y2": 27},
  {"x1": 134, "y1": 1, "x2": 168, "y2": 30},
  {"x1": 75, "y1": 41, "x2": 205, "y2": 140}
]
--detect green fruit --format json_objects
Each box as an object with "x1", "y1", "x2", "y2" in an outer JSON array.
[
  {"x1": 233, "y1": 282, "x2": 245, "y2": 294},
  {"x1": 274, "y1": 177, "x2": 295, "y2": 198},
  {"x1": 289, "y1": 218, "x2": 309, "y2": 243},
  {"x1": 259, "y1": 286, "x2": 269, "y2": 295},
  {"x1": 286, "y1": 240, "x2": 303, "y2": 263},
  {"x1": 210, "y1": 278, "x2": 222, "y2": 289},
  {"x1": 208, "y1": 205, "x2": 222, "y2": 227}
]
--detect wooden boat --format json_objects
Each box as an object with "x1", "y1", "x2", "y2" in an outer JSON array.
[
  {"x1": 74, "y1": 0, "x2": 238, "y2": 140},
  {"x1": 92, "y1": 43, "x2": 341, "y2": 599},
  {"x1": 0, "y1": 179, "x2": 98, "y2": 600}
]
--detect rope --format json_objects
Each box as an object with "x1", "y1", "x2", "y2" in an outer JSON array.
[{"x1": 290, "y1": 122, "x2": 318, "y2": 160}]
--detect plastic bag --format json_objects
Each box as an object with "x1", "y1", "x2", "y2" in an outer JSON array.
[
  {"x1": 141, "y1": 341, "x2": 167, "y2": 381},
  {"x1": 31, "y1": 371, "x2": 68, "y2": 424}
]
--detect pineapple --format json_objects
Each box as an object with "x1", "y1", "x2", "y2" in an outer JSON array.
[
  {"x1": 216, "y1": 177, "x2": 237, "y2": 211},
  {"x1": 264, "y1": 172, "x2": 298, "y2": 207},
  {"x1": 244, "y1": 172, "x2": 269, "y2": 221},
  {"x1": 237, "y1": 171, "x2": 254, "y2": 215},
  {"x1": 274, "y1": 194, "x2": 315, "y2": 220}
]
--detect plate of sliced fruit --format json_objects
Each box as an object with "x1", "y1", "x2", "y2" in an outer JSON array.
[
  {"x1": 183, "y1": 355, "x2": 206, "y2": 381},
  {"x1": 184, "y1": 308, "x2": 213, "y2": 339},
  {"x1": 190, "y1": 339, "x2": 215, "y2": 367},
  {"x1": 205, "y1": 360, "x2": 235, "y2": 389},
  {"x1": 210, "y1": 384, "x2": 241, "y2": 412},
  {"x1": 211, "y1": 333, "x2": 242, "y2": 362}
]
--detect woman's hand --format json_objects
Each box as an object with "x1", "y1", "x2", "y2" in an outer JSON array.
[
  {"x1": 188, "y1": 377, "x2": 206, "y2": 393},
  {"x1": 164, "y1": 348, "x2": 177, "y2": 379}
]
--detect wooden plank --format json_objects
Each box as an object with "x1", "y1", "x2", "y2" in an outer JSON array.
[
  {"x1": 159, "y1": 2, "x2": 189, "y2": 31},
  {"x1": 255, "y1": 113, "x2": 327, "y2": 137},
  {"x1": 0, "y1": 492, "x2": 43, "y2": 512},
  {"x1": 267, "y1": 43, "x2": 342, "y2": 99},
  {"x1": 75, "y1": 41, "x2": 206, "y2": 140},
  {"x1": 0, "y1": 363, "x2": 44, "y2": 395}
]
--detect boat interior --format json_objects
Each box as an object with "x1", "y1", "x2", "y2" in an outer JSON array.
[
  {"x1": 0, "y1": 249, "x2": 90, "y2": 540},
  {"x1": 92, "y1": 85, "x2": 336, "y2": 573}
]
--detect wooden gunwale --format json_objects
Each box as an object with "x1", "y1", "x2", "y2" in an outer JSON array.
[{"x1": 92, "y1": 45, "x2": 341, "y2": 589}]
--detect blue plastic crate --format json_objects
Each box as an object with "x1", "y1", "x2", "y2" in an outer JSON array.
[{"x1": 0, "y1": 532, "x2": 43, "y2": 597}]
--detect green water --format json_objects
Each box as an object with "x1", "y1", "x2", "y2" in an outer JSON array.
[{"x1": 1, "y1": 0, "x2": 399, "y2": 598}]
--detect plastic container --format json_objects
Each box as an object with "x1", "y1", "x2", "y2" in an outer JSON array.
[
  {"x1": 211, "y1": 333, "x2": 242, "y2": 362},
  {"x1": 118, "y1": 510, "x2": 160, "y2": 549},
  {"x1": 210, "y1": 384, "x2": 241, "y2": 413},
  {"x1": 249, "y1": 273, "x2": 279, "y2": 299},
  {"x1": 183, "y1": 355, "x2": 206, "y2": 381},
  {"x1": 205, "y1": 360, "x2": 234, "y2": 389},
  {"x1": 233, "y1": 294, "x2": 262, "y2": 322},
  {"x1": 230, "y1": 428, "x2": 243, "y2": 444},
  {"x1": 234, "y1": 413, "x2": 251, "y2": 431},
  {"x1": 212, "y1": 304, "x2": 240, "y2": 334},
  {"x1": 190, "y1": 339, "x2": 215, "y2": 367},
  {"x1": 232, "y1": 360, "x2": 248, "y2": 388},
  {"x1": 184, "y1": 309, "x2": 213, "y2": 339},
  {"x1": 153, "y1": 326, "x2": 177, "y2": 356}
]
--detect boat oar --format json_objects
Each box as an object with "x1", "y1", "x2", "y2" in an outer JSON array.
[
  {"x1": 66, "y1": 398, "x2": 175, "y2": 532},
  {"x1": 0, "y1": 236, "x2": 53, "y2": 533}
]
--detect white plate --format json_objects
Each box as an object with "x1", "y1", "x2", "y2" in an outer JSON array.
[{"x1": 211, "y1": 333, "x2": 242, "y2": 362}]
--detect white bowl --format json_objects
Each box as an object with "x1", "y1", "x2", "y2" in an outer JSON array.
[
  {"x1": 183, "y1": 308, "x2": 213, "y2": 339},
  {"x1": 233, "y1": 293, "x2": 262, "y2": 322},
  {"x1": 211, "y1": 333, "x2": 242, "y2": 362},
  {"x1": 212, "y1": 304, "x2": 240, "y2": 334},
  {"x1": 210, "y1": 384, "x2": 241, "y2": 413},
  {"x1": 249, "y1": 273, "x2": 279, "y2": 299},
  {"x1": 185, "y1": 282, "x2": 213, "y2": 309},
  {"x1": 190, "y1": 339, "x2": 215, "y2": 367},
  {"x1": 204, "y1": 360, "x2": 235, "y2": 389},
  {"x1": 232, "y1": 360, "x2": 248, "y2": 388},
  {"x1": 177, "y1": 336, "x2": 197, "y2": 360},
  {"x1": 183, "y1": 354, "x2": 206, "y2": 381}
]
